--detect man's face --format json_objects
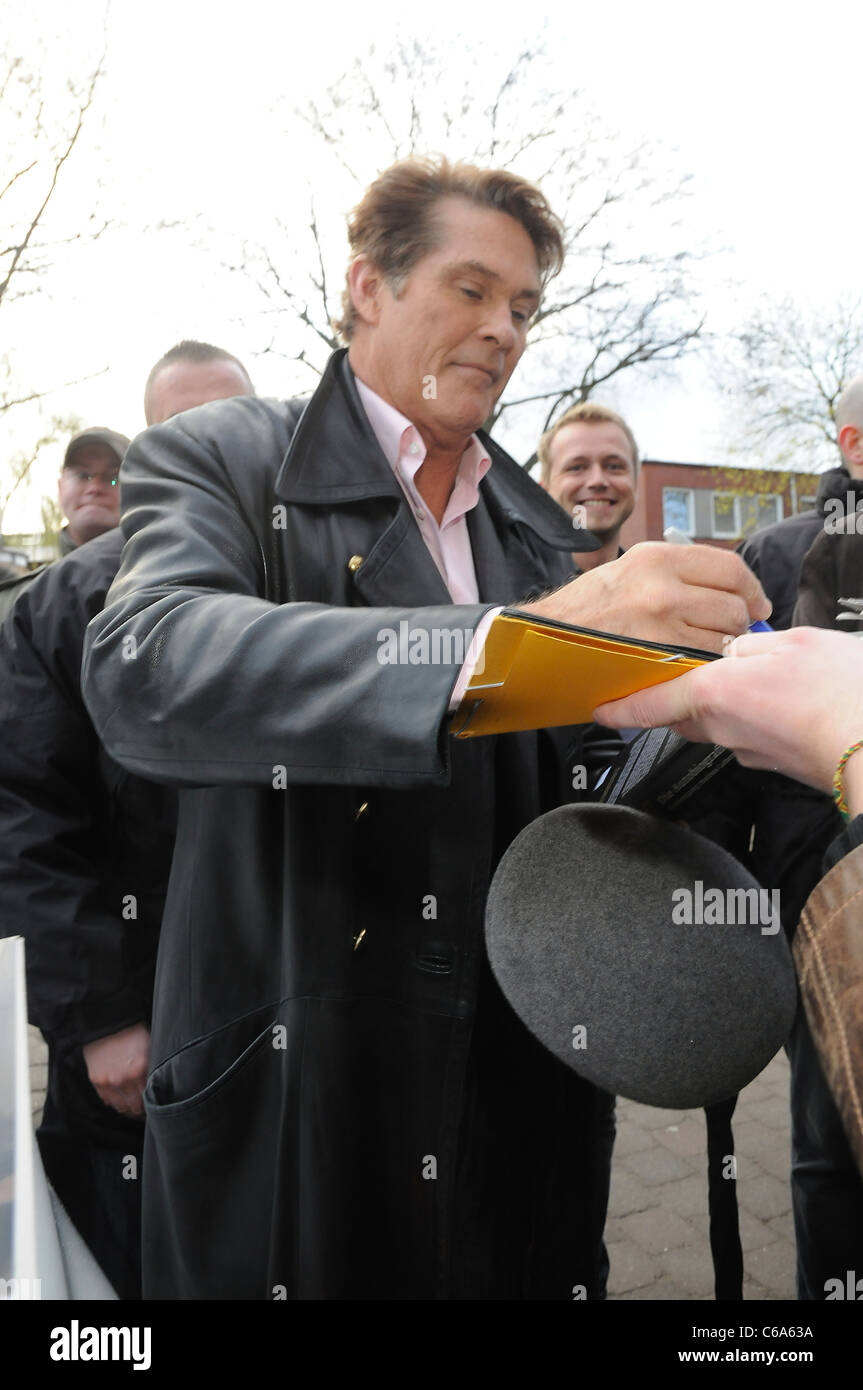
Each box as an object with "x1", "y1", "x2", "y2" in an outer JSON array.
[
  {"x1": 58, "y1": 444, "x2": 121, "y2": 544},
  {"x1": 350, "y1": 197, "x2": 541, "y2": 443},
  {"x1": 543, "y1": 421, "x2": 637, "y2": 542},
  {"x1": 147, "y1": 358, "x2": 253, "y2": 425}
]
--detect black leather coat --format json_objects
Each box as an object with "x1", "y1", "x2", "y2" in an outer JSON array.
[
  {"x1": 737, "y1": 467, "x2": 863, "y2": 629},
  {"x1": 0, "y1": 530, "x2": 175, "y2": 1133},
  {"x1": 794, "y1": 522, "x2": 863, "y2": 629},
  {"x1": 82, "y1": 350, "x2": 615, "y2": 1299}
]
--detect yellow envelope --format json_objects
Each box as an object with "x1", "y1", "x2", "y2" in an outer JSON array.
[{"x1": 452, "y1": 609, "x2": 713, "y2": 738}]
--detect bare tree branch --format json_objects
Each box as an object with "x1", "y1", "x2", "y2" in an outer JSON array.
[
  {"x1": 0, "y1": 52, "x2": 104, "y2": 308},
  {"x1": 0, "y1": 410, "x2": 83, "y2": 531},
  {"x1": 0, "y1": 30, "x2": 109, "y2": 507},
  {"x1": 0, "y1": 365, "x2": 108, "y2": 418},
  {"x1": 0, "y1": 158, "x2": 37, "y2": 207},
  {"x1": 720, "y1": 296, "x2": 863, "y2": 472},
  {"x1": 222, "y1": 40, "x2": 708, "y2": 443}
]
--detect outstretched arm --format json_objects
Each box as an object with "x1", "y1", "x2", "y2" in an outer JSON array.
[{"x1": 594, "y1": 627, "x2": 863, "y2": 815}]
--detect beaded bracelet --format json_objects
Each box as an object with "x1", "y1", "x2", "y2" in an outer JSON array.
[{"x1": 833, "y1": 740, "x2": 863, "y2": 821}]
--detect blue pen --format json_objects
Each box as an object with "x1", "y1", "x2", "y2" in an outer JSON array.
[{"x1": 663, "y1": 529, "x2": 774, "y2": 633}]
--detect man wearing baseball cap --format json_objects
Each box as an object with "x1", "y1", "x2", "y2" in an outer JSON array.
[
  {"x1": 0, "y1": 348, "x2": 251, "y2": 1296},
  {"x1": 0, "y1": 427, "x2": 130, "y2": 624},
  {"x1": 57, "y1": 427, "x2": 130, "y2": 554}
]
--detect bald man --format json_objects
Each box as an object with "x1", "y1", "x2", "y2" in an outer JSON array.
[
  {"x1": 739, "y1": 374, "x2": 863, "y2": 628},
  {"x1": 742, "y1": 374, "x2": 863, "y2": 1300},
  {"x1": 144, "y1": 340, "x2": 254, "y2": 425},
  {"x1": 794, "y1": 374, "x2": 863, "y2": 629}
]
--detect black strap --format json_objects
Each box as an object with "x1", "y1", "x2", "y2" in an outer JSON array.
[{"x1": 705, "y1": 1094, "x2": 743, "y2": 1299}]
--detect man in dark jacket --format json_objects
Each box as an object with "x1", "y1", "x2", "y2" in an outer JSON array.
[
  {"x1": 0, "y1": 532, "x2": 175, "y2": 1300},
  {"x1": 0, "y1": 427, "x2": 130, "y2": 626},
  {"x1": 737, "y1": 467, "x2": 863, "y2": 629},
  {"x1": 0, "y1": 342, "x2": 254, "y2": 1298},
  {"x1": 732, "y1": 374, "x2": 863, "y2": 1296},
  {"x1": 81, "y1": 158, "x2": 768, "y2": 1300},
  {"x1": 794, "y1": 375, "x2": 863, "y2": 631},
  {"x1": 794, "y1": 524, "x2": 863, "y2": 630},
  {"x1": 780, "y1": 373, "x2": 863, "y2": 1296},
  {"x1": 739, "y1": 378, "x2": 863, "y2": 629}
]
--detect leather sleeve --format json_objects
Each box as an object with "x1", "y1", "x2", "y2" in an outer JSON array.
[
  {"x1": 793, "y1": 531, "x2": 839, "y2": 629},
  {"x1": 737, "y1": 529, "x2": 797, "y2": 632},
  {"x1": 736, "y1": 534, "x2": 761, "y2": 582},
  {"x1": 0, "y1": 545, "x2": 158, "y2": 1046},
  {"x1": 81, "y1": 409, "x2": 497, "y2": 789}
]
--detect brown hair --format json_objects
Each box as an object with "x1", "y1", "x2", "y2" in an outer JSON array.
[
  {"x1": 537, "y1": 401, "x2": 640, "y2": 484},
  {"x1": 335, "y1": 156, "x2": 565, "y2": 342}
]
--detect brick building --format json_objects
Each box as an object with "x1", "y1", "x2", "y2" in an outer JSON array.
[{"x1": 619, "y1": 460, "x2": 823, "y2": 550}]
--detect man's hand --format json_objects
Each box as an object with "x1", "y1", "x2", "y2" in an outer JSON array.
[
  {"x1": 593, "y1": 627, "x2": 863, "y2": 812},
  {"x1": 522, "y1": 541, "x2": 771, "y2": 654},
  {"x1": 82, "y1": 1022, "x2": 150, "y2": 1118}
]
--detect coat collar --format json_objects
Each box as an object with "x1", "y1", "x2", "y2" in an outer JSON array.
[
  {"x1": 817, "y1": 466, "x2": 863, "y2": 513},
  {"x1": 274, "y1": 349, "x2": 593, "y2": 558},
  {"x1": 274, "y1": 349, "x2": 401, "y2": 505}
]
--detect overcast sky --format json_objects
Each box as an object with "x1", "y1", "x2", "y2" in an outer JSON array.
[{"x1": 3, "y1": 0, "x2": 862, "y2": 531}]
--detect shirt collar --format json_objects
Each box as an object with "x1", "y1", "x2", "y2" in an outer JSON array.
[
  {"x1": 354, "y1": 375, "x2": 415, "y2": 471},
  {"x1": 354, "y1": 374, "x2": 492, "y2": 513}
]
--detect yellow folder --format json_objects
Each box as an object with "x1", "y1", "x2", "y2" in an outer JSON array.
[{"x1": 451, "y1": 608, "x2": 714, "y2": 738}]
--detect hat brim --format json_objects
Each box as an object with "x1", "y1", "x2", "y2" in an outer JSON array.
[{"x1": 485, "y1": 803, "x2": 797, "y2": 1108}]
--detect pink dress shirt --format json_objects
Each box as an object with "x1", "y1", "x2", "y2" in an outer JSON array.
[{"x1": 354, "y1": 376, "x2": 502, "y2": 705}]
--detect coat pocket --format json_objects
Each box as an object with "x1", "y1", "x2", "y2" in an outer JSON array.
[{"x1": 142, "y1": 1003, "x2": 300, "y2": 1299}]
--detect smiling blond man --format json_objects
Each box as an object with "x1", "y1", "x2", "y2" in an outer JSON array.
[{"x1": 539, "y1": 402, "x2": 639, "y2": 570}]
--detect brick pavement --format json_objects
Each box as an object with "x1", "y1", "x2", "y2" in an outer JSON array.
[
  {"x1": 28, "y1": 1024, "x2": 795, "y2": 1300},
  {"x1": 607, "y1": 1049, "x2": 795, "y2": 1299}
]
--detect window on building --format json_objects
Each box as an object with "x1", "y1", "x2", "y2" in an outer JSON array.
[
  {"x1": 798, "y1": 495, "x2": 817, "y2": 513},
  {"x1": 755, "y1": 495, "x2": 783, "y2": 529},
  {"x1": 711, "y1": 492, "x2": 740, "y2": 538},
  {"x1": 662, "y1": 487, "x2": 695, "y2": 537}
]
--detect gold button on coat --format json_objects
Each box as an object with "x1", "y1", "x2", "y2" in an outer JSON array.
[{"x1": 347, "y1": 555, "x2": 364, "y2": 573}]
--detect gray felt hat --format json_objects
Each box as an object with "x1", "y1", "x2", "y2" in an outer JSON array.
[{"x1": 485, "y1": 803, "x2": 797, "y2": 1109}]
